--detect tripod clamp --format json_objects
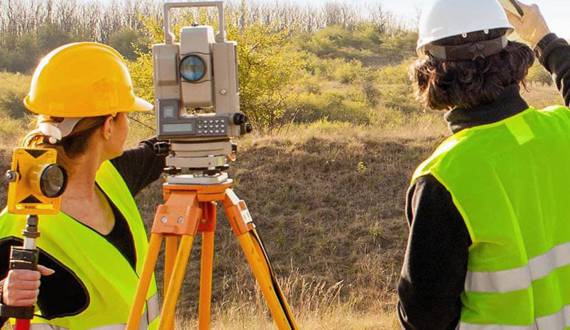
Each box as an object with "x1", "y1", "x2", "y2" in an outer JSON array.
[{"x1": 0, "y1": 215, "x2": 40, "y2": 321}]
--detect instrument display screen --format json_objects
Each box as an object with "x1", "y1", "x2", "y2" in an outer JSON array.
[{"x1": 162, "y1": 123, "x2": 194, "y2": 133}]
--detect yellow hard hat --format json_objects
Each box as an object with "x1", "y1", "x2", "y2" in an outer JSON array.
[{"x1": 24, "y1": 42, "x2": 153, "y2": 117}]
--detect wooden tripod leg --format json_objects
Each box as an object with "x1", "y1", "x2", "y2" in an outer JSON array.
[
  {"x1": 236, "y1": 232, "x2": 298, "y2": 330},
  {"x1": 223, "y1": 189, "x2": 299, "y2": 330},
  {"x1": 163, "y1": 236, "x2": 178, "y2": 330},
  {"x1": 159, "y1": 235, "x2": 195, "y2": 330},
  {"x1": 164, "y1": 236, "x2": 179, "y2": 291},
  {"x1": 198, "y1": 202, "x2": 217, "y2": 329},
  {"x1": 126, "y1": 233, "x2": 163, "y2": 330}
]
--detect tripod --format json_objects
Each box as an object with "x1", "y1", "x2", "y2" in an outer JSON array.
[{"x1": 125, "y1": 174, "x2": 298, "y2": 330}]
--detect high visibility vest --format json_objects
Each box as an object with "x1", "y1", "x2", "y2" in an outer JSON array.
[
  {"x1": 412, "y1": 106, "x2": 570, "y2": 329},
  {"x1": 0, "y1": 161, "x2": 159, "y2": 330}
]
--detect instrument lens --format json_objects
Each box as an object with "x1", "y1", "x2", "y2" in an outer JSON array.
[
  {"x1": 40, "y1": 164, "x2": 67, "y2": 198},
  {"x1": 180, "y1": 55, "x2": 207, "y2": 82}
]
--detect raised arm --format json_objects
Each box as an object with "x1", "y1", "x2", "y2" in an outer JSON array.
[
  {"x1": 111, "y1": 138, "x2": 166, "y2": 196},
  {"x1": 506, "y1": 2, "x2": 570, "y2": 106}
]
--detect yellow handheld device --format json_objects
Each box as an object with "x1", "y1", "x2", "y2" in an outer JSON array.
[
  {"x1": 6, "y1": 148, "x2": 67, "y2": 215},
  {"x1": 499, "y1": 0, "x2": 524, "y2": 18},
  {"x1": 2, "y1": 148, "x2": 67, "y2": 326}
]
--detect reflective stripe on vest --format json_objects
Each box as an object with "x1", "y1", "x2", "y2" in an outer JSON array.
[
  {"x1": 30, "y1": 325, "x2": 126, "y2": 330},
  {"x1": 466, "y1": 241, "x2": 570, "y2": 293},
  {"x1": 412, "y1": 106, "x2": 570, "y2": 327},
  {"x1": 29, "y1": 293, "x2": 159, "y2": 330},
  {"x1": 146, "y1": 293, "x2": 160, "y2": 324},
  {"x1": 459, "y1": 304, "x2": 570, "y2": 329},
  {"x1": 0, "y1": 161, "x2": 159, "y2": 330}
]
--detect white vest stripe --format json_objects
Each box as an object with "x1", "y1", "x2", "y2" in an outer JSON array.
[
  {"x1": 30, "y1": 323, "x2": 147, "y2": 330},
  {"x1": 146, "y1": 293, "x2": 160, "y2": 323},
  {"x1": 459, "y1": 323, "x2": 537, "y2": 330},
  {"x1": 29, "y1": 326, "x2": 127, "y2": 330},
  {"x1": 535, "y1": 304, "x2": 570, "y2": 329},
  {"x1": 465, "y1": 241, "x2": 570, "y2": 293},
  {"x1": 30, "y1": 326, "x2": 68, "y2": 330},
  {"x1": 28, "y1": 294, "x2": 159, "y2": 330},
  {"x1": 459, "y1": 304, "x2": 570, "y2": 329}
]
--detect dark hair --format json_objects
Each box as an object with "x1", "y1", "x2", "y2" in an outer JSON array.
[
  {"x1": 410, "y1": 28, "x2": 535, "y2": 111},
  {"x1": 58, "y1": 116, "x2": 109, "y2": 158},
  {"x1": 22, "y1": 116, "x2": 111, "y2": 170}
]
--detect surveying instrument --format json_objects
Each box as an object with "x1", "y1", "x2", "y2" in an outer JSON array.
[
  {"x1": 125, "y1": 1, "x2": 298, "y2": 329},
  {"x1": 0, "y1": 148, "x2": 67, "y2": 330}
]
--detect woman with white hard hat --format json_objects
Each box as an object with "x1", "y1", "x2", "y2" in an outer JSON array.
[
  {"x1": 399, "y1": 0, "x2": 570, "y2": 329},
  {"x1": 0, "y1": 42, "x2": 164, "y2": 329}
]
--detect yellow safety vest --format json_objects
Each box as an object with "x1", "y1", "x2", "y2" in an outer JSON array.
[
  {"x1": 0, "y1": 161, "x2": 159, "y2": 330},
  {"x1": 413, "y1": 106, "x2": 570, "y2": 329}
]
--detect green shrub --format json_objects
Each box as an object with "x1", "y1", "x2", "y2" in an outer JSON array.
[
  {"x1": 376, "y1": 60, "x2": 411, "y2": 85},
  {"x1": 301, "y1": 76, "x2": 322, "y2": 95},
  {"x1": 291, "y1": 91, "x2": 371, "y2": 125},
  {"x1": 109, "y1": 28, "x2": 150, "y2": 61},
  {"x1": 299, "y1": 23, "x2": 416, "y2": 66},
  {"x1": 0, "y1": 24, "x2": 77, "y2": 73},
  {"x1": 378, "y1": 84, "x2": 418, "y2": 113},
  {"x1": 0, "y1": 34, "x2": 41, "y2": 73},
  {"x1": 374, "y1": 59, "x2": 418, "y2": 112},
  {"x1": 333, "y1": 60, "x2": 365, "y2": 84},
  {"x1": 363, "y1": 79, "x2": 380, "y2": 107},
  {"x1": 0, "y1": 72, "x2": 30, "y2": 119},
  {"x1": 301, "y1": 25, "x2": 349, "y2": 58}
]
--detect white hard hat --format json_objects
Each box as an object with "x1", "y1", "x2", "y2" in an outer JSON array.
[{"x1": 417, "y1": 0, "x2": 513, "y2": 51}]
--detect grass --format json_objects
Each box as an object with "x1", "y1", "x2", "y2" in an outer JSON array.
[
  {"x1": 0, "y1": 72, "x2": 30, "y2": 148},
  {"x1": 179, "y1": 302, "x2": 400, "y2": 329},
  {"x1": 521, "y1": 83, "x2": 565, "y2": 108}
]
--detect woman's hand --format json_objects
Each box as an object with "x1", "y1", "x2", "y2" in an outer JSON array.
[
  {"x1": 506, "y1": 2, "x2": 551, "y2": 48},
  {"x1": 2, "y1": 265, "x2": 54, "y2": 306}
]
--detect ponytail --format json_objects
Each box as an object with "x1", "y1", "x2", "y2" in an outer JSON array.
[{"x1": 21, "y1": 115, "x2": 110, "y2": 173}]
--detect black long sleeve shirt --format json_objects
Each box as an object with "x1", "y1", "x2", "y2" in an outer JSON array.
[
  {"x1": 0, "y1": 138, "x2": 165, "y2": 322},
  {"x1": 397, "y1": 35, "x2": 570, "y2": 329}
]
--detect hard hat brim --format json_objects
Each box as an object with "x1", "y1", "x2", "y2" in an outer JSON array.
[
  {"x1": 23, "y1": 95, "x2": 36, "y2": 113},
  {"x1": 131, "y1": 97, "x2": 154, "y2": 113}
]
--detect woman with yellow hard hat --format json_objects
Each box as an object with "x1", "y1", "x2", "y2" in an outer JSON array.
[{"x1": 0, "y1": 42, "x2": 163, "y2": 329}]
